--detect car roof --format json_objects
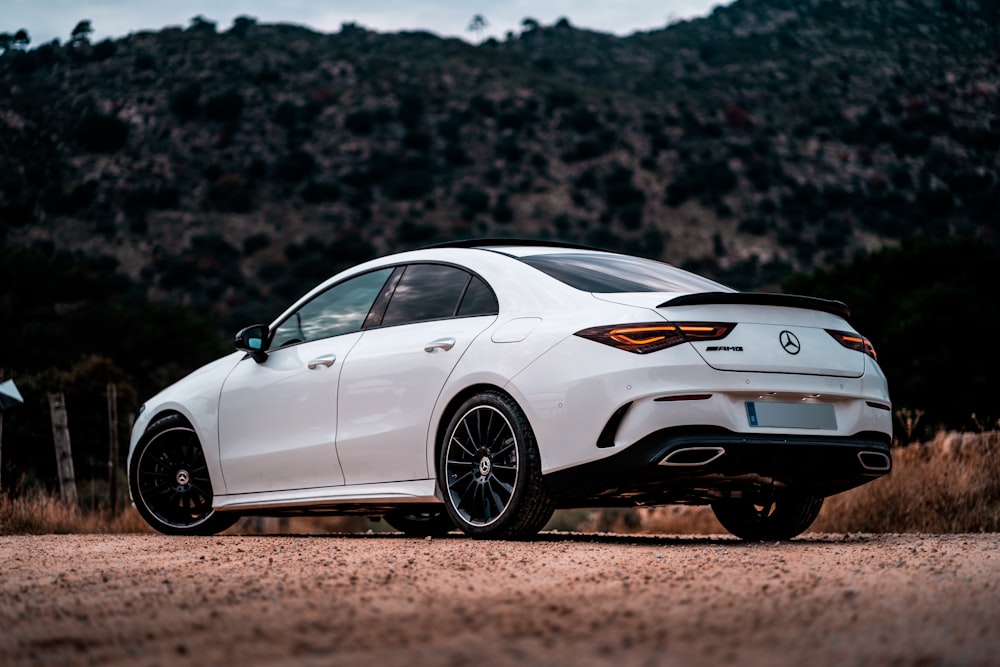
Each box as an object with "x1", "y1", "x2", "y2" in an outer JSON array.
[
  {"x1": 425, "y1": 238, "x2": 597, "y2": 252},
  {"x1": 423, "y1": 238, "x2": 614, "y2": 258}
]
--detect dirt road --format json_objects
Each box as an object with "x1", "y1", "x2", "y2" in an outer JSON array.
[{"x1": 1, "y1": 533, "x2": 997, "y2": 666}]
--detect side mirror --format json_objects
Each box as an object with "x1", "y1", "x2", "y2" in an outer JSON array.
[{"x1": 234, "y1": 324, "x2": 269, "y2": 363}]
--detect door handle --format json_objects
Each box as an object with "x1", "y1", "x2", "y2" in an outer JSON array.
[
  {"x1": 424, "y1": 338, "x2": 456, "y2": 353},
  {"x1": 307, "y1": 354, "x2": 336, "y2": 369}
]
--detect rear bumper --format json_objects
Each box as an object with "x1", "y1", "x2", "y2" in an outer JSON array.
[{"x1": 544, "y1": 426, "x2": 892, "y2": 506}]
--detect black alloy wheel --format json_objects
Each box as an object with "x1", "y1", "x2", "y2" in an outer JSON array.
[
  {"x1": 129, "y1": 414, "x2": 239, "y2": 536},
  {"x1": 439, "y1": 391, "x2": 553, "y2": 539},
  {"x1": 711, "y1": 492, "x2": 824, "y2": 541}
]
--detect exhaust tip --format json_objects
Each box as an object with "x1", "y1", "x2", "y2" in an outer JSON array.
[
  {"x1": 857, "y1": 451, "x2": 891, "y2": 472},
  {"x1": 659, "y1": 446, "x2": 725, "y2": 467}
]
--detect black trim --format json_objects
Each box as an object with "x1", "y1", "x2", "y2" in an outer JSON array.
[
  {"x1": 423, "y1": 238, "x2": 598, "y2": 251},
  {"x1": 596, "y1": 403, "x2": 632, "y2": 448},
  {"x1": 363, "y1": 266, "x2": 405, "y2": 329},
  {"x1": 545, "y1": 426, "x2": 891, "y2": 506},
  {"x1": 660, "y1": 292, "x2": 851, "y2": 320}
]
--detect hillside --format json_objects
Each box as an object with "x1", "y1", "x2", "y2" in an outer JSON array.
[{"x1": 1, "y1": 0, "x2": 998, "y2": 330}]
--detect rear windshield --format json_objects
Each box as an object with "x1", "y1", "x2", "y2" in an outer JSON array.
[{"x1": 519, "y1": 253, "x2": 732, "y2": 293}]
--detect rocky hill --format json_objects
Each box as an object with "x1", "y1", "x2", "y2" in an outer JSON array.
[{"x1": 2, "y1": 0, "x2": 998, "y2": 329}]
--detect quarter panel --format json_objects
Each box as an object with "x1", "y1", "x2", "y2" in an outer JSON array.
[{"x1": 507, "y1": 335, "x2": 893, "y2": 475}]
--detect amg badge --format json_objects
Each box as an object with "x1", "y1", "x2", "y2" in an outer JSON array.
[{"x1": 706, "y1": 346, "x2": 744, "y2": 352}]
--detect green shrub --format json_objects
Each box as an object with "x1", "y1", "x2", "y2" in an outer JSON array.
[
  {"x1": 738, "y1": 217, "x2": 769, "y2": 235},
  {"x1": 242, "y1": 233, "x2": 271, "y2": 256},
  {"x1": 492, "y1": 194, "x2": 514, "y2": 223},
  {"x1": 301, "y1": 180, "x2": 341, "y2": 203},
  {"x1": 345, "y1": 109, "x2": 374, "y2": 135},
  {"x1": 274, "y1": 150, "x2": 315, "y2": 182},
  {"x1": 603, "y1": 165, "x2": 645, "y2": 209},
  {"x1": 76, "y1": 113, "x2": 128, "y2": 152},
  {"x1": 468, "y1": 95, "x2": 495, "y2": 117},
  {"x1": 496, "y1": 136, "x2": 523, "y2": 163},
  {"x1": 397, "y1": 94, "x2": 425, "y2": 129},
  {"x1": 444, "y1": 143, "x2": 471, "y2": 166},
  {"x1": 385, "y1": 170, "x2": 434, "y2": 200},
  {"x1": 204, "y1": 90, "x2": 243, "y2": 122},
  {"x1": 456, "y1": 185, "x2": 490, "y2": 215},
  {"x1": 91, "y1": 39, "x2": 116, "y2": 61}
]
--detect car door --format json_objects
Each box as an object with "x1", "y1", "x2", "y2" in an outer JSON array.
[
  {"x1": 217, "y1": 268, "x2": 394, "y2": 495},
  {"x1": 336, "y1": 263, "x2": 499, "y2": 485}
]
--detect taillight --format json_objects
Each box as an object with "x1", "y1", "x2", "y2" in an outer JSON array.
[
  {"x1": 827, "y1": 330, "x2": 877, "y2": 359},
  {"x1": 575, "y1": 322, "x2": 735, "y2": 354}
]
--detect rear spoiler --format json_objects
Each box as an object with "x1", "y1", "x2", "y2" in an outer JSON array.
[{"x1": 659, "y1": 292, "x2": 850, "y2": 319}]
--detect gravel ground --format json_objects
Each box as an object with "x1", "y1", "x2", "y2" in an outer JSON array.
[{"x1": 1, "y1": 533, "x2": 998, "y2": 667}]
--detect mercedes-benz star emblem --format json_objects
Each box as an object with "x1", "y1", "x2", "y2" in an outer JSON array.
[{"x1": 779, "y1": 330, "x2": 801, "y2": 355}]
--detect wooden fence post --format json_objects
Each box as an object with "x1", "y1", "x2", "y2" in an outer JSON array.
[
  {"x1": 107, "y1": 383, "x2": 119, "y2": 512},
  {"x1": 48, "y1": 392, "x2": 78, "y2": 506}
]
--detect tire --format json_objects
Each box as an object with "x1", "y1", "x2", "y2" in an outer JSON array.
[
  {"x1": 383, "y1": 507, "x2": 455, "y2": 537},
  {"x1": 438, "y1": 391, "x2": 554, "y2": 539},
  {"x1": 711, "y1": 492, "x2": 824, "y2": 541},
  {"x1": 129, "y1": 414, "x2": 240, "y2": 536}
]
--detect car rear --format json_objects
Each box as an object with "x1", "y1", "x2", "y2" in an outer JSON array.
[{"x1": 495, "y1": 248, "x2": 892, "y2": 508}]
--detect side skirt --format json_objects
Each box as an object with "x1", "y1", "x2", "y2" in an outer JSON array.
[{"x1": 213, "y1": 479, "x2": 441, "y2": 513}]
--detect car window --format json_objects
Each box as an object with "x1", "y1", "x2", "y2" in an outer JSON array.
[
  {"x1": 518, "y1": 253, "x2": 732, "y2": 293},
  {"x1": 270, "y1": 268, "x2": 393, "y2": 348},
  {"x1": 380, "y1": 264, "x2": 472, "y2": 327},
  {"x1": 457, "y1": 276, "x2": 499, "y2": 317}
]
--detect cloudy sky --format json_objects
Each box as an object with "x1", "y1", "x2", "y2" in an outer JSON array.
[{"x1": 6, "y1": 0, "x2": 724, "y2": 46}]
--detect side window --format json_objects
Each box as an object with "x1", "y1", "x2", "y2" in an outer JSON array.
[
  {"x1": 457, "y1": 276, "x2": 499, "y2": 317},
  {"x1": 380, "y1": 264, "x2": 470, "y2": 327},
  {"x1": 270, "y1": 268, "x2": 393, "y2": 348}
]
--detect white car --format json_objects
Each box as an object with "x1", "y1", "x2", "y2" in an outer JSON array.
[{"x1": 128, "y1": 241, "x2": 892, "y2": 540}]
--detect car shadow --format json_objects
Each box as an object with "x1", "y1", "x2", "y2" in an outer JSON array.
[{"x1": 228, "y1": 530, "x2": 873, "y2": 546}]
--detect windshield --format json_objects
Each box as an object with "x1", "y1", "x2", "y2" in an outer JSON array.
[{"x1": 518, "y1": 253, "x2": 733, "y2": 294}]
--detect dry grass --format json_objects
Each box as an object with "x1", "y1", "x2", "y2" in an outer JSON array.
[
  {"x1": 810, "y1": 430, "x2": 1000, "y2": 533},
  {"x1": 3, "y1": 432, "x2": 998, "y2": 536},
  {"x1": 567, "y1": 430, "x2": 1000, "y2": 535},
  {"x1": 0, "y1": 493, "x2": 152, "y2": 535}
]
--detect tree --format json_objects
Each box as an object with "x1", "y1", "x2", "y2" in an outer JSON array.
[
  {"x1": 783, "y1": 237, "x2": 1000, "y2": 432},
  {"x1": 521, "y1": 17, "x2": 540, "y2": 32},
  {"x1": 12, "y1": 28, "x2": 30, "y2": 50},
  {"x1": 70, "y1": 20, "x2": 92, "y2": 46},
  {"x1": 230, "y1": 15, "x2": 257, "y2": 36},
  {"x1": 189, "y1": 15, "x2": 217, "y2": 33},
  {"x1": 467, "y1": 14, "x2": 488, "y2": 42}
]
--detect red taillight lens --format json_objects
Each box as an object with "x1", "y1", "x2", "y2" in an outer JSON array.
[
  {"x1": 575, "y1": 322, "x2": 735, "y2": 354},
  {"x1": 827, "y1": 330, "x2": 877, "y2": 359}
]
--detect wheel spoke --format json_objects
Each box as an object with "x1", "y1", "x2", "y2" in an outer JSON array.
[
  {"x1": 492, "y1": 438, "x2": 515, "y2": 459},
  {"x1": 482, "y1": 483, "x2": 494, "y2": 522},
  {"x1": 147, "y1": 480, "x2": 173, "y2": 493},
  {"x1": 448, "y1": 469, "x2": 476, "y2": 490},
  {"x1": 489, "y1": 475, "x2": 514, "y2": 497},
  {"x1": 451, "y1": 434, "x2": 477, "y2": 459},
  {"x1": 463, "y1": 419, "x2": 479, "y2": 450},
  {"x1": 486, "y1": 478, "x2": 508, "y2": 515}
]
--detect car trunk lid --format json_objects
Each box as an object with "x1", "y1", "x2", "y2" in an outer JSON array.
[{"x1": 594, "y1": 291, "x2": 865, "y2": 378}]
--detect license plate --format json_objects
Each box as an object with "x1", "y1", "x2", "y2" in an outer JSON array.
[{"x1": 746, "y1": 401, "x2": 837, "y2": 430}]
